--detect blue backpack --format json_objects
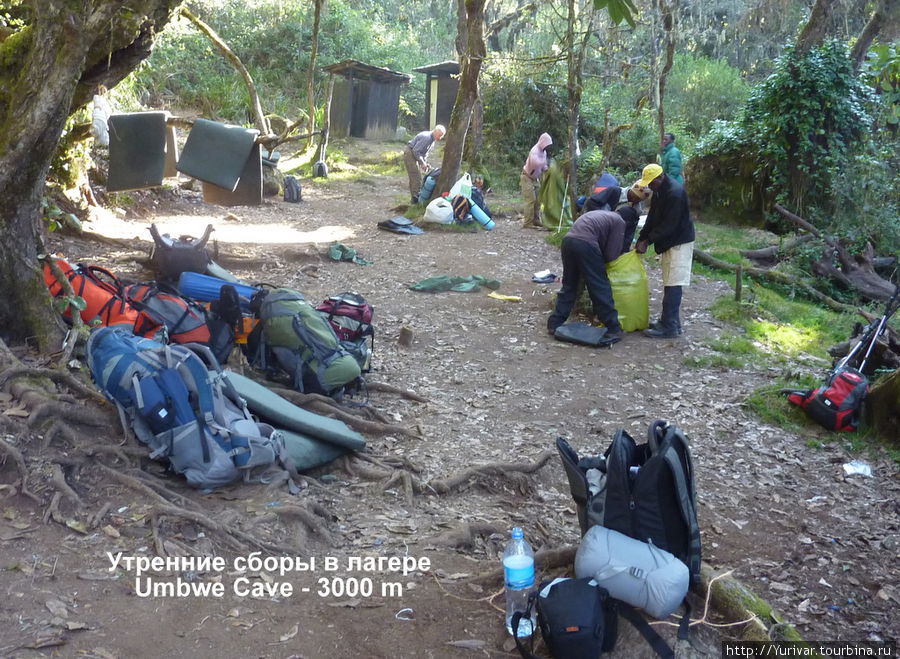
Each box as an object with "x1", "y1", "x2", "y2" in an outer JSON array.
[{"x1": 87, "y1": 327, "x2": 285, "y2": 489}]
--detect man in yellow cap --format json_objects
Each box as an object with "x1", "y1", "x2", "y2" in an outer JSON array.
[{"x1": 634, "y1": 163, "x2": 694, "y2": 338}]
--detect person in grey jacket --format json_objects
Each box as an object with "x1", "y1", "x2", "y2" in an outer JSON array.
[
  {"x1": 403, "y1": 125, "x2": 445, "y2": 203},
  {"x1": 547, "y1": 210, "x2": 626, "y2": 344}
]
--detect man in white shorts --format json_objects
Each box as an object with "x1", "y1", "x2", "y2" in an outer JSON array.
[{"x1": 633, "y1": 163, "x2": 695, "y2": 338}]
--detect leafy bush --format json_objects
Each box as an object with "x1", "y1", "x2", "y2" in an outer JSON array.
[{"x1": 666, "y1": 53, "x2": 749, "y2": 136}]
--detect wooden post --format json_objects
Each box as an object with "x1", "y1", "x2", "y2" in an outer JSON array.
[{"x1": 735, "y1": 264, "x2": 743, "y2": 302}]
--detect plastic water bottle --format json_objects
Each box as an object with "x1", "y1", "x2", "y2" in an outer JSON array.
[{"x1": 503, "y1": 527, "x2": 536, "y2": 637}]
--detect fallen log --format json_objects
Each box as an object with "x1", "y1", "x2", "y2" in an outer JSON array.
[
  {"x1": 774, "y1": 204, "x2": 895, "y2": 302},
  {"x1": 693, "y1": 249, "x2": 857, "y2": 313},
  {"x1": 739, "y1": 234, "x2": 815, "y2": 264}
]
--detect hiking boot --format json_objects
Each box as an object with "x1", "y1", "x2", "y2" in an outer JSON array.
[
  {"x1": 411, "y1": 196, "x2": 419, "y2": 205},
  {"x1": 649, "y1": 319, "x2": 683, "y2": 335},
  {"x1": 644, "y1": 326, "x2": 679, "y2": 339},
  {"x1": 601, "y1": 329, "x2": 624, "y2": 345}
]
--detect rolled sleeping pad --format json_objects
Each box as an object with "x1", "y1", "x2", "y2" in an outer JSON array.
[
  {"x1": 178, "y1": 271, "x2": 260, "y2": 310},
  {"x1": 205, "y1": 260, "x2": 241, "y2": 283},
  {"x1": 469, "y1": 201, "x2": 495, "y2": 230},
  {"x1": 279, "y1": 428, "x2": 347, "y2": 471},
  {"x1": 418, "y1": 175, "x2": 437, "y2": 203},
  {"x1": 574, "y1": 524, "x2": 689, "y2": 619}
]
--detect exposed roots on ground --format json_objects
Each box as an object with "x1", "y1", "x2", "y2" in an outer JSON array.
[
  {"x1": 429, "y1": 522, "x2": 504, "y2": 549},
  {"x1": 0, "y1": 366, "x2": 106, "y2": 405},
  {"x1": 0, "y1": 434, "x2": 40, "y2": 503},
  {"x1": 151, "y1": 503, "x2": 299, "y2": 555},
  {"x1": 365, "y1": 381, "x2": 429, "y2": 402},
  {"x1": 465, "y1": 545, "x2": 578, "y2": 585},
  {"x1": 343, "y1": 450, "x2": 555, "y2": 501},
  {"x1": 50, "y1": 462, "x2": 83, "y2": 508},
  {"x1": 270, "y1": 502, "x2": 336, "y2": 546},
  {"x1": 269, "y1": 384, "x2": 423, "y2": 439}
]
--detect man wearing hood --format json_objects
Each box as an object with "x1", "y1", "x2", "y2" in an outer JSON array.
[{"x1": 520, "y1": 133, "x2": 553, "y2": 228}]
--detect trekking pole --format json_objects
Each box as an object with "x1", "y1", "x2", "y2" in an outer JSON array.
[
  {"x1": 557, "y1": 175, "x2": 570, "y2": 234},
  {"x1": 858, "y1": 285, "x2": 900, "y2": 373}
]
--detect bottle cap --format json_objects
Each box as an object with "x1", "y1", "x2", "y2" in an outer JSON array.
[{"x1": 511, "y1": 527, "x2": 523, "y2": 539}]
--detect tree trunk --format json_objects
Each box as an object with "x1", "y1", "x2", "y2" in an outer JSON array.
[
  {"x1": 865, "y1": 368, "x2": 900, "y2": 441},
  {"x1": 306, "y1": 0, "x2": 324, "y2": 149},
  {"x1": 655, "y1": 0, "x2": 676, "y2": 142},
  {"x1": 850, "y1": 0, "x2": 900, "y2": 69},
  {"x1": 796, "y1": 0, "x2": 836, "y2": 55},
  {"x1": 0, "y1": 0, "x2": 181, "y2": 347},
  {"x1": 436, "y1": 0, "x2": 487, "y2": 195}
]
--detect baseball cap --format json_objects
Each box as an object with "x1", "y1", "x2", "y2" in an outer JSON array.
[{"x1": 637, "y1": 163, "x2": 663, "y2": 187}]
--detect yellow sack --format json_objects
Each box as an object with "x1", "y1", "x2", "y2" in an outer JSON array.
[{"x1": 606, "y1": 250, "x2": 649, "y2": 332}]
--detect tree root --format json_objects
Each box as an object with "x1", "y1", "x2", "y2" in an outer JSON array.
[
  {"x1": 89, "y1": 501, "x2": 112, "y2": 529},
  {"x1": 429, "y1": 451, "x2": 554, "y2": 495},
  {"x1": 269, "y1": 385, "x2": 422, "y2": 439},
  {"x1": 366, "y1": 381, "x2": 429, "y2": 402},
  {"x1": 0, "y1": 435, "x2": 40, "y2": 503},
  {"x1": 465, "y1": 545, "x2": 578, "y2": 585},
  {"x1": 95, "y1": 463, "x2": 180, "y2": 508},
  {"x1": 430, "y1": 522, "x2": 504, "y2": 549},
  {"x1": 151, "y1": 503, "x2": 299, "y2": 555},
  {"x1": 28, "y1": 399, "x2": 113, "y2": 431},
  {"x1": 81, "y1": 442, "x2": 143, "y2": 464},
  {"x1": 271, "y1": 503, "x2": 336, "y2": 546},
  {"x1": 50, "y1": 463, "x2": 82, "y2": 508},
  {"x1": 0, "y1": 366, "x2": 106, "y2": 405},
  {"x1": 43, "y1": 492, "x2": 65, "y2": 524}
]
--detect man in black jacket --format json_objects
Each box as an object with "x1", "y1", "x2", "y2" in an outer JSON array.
[
  {"x1": 634, "y1": 164, "x2": 695, "y2": 338},
  {"x1": 547, "y1": 210, "x2": 626, "y2": 344}
]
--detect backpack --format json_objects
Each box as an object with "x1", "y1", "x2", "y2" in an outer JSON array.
[
  {"x1": 43, "y1": 258, "x2": 139, "y2": 328},
  {"x1": 315, "y1": 292, "x2": 375, "y2": 372},
  {"x1": 249, "y1": 288, "x2": 362, "y2": 396},
  {"x1": 148, "y1": 223, "x2": 213, "y2": 283},
  {"x1": 283, "y1": 175, "x2": 302, "y2": 203},
  {"x1": 787, "y1": 366, "x2": 869, "y2": 432},
  {"x1": 556, "y1": 420, "x2": 701, "y2": 584},
  {"x1": 86, "y1": 327, "x2": 285, "y2": 490},
  {"x1": 451, "y1": 194, "x2": 474, "y2": 224},
  {"x1": 513, "y1": 577, "x2": 618, "y2": 659},
  {"x1": 126, "y1": 283, "x2": 234, "y2": 365}
]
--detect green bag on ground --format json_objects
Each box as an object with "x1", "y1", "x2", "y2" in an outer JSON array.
[
  {"x1": 606, "y1": 250, "x2": 649, "y2": 332},
  {"x1": 253, "y1": 288, "x2": 361, "y2": 395},
  {"x1": 539, "y1": 160, "x2": 574, "y2": 231},
  {"x1": 409, "y1": 275, "x2": 501, "y2": 293}
]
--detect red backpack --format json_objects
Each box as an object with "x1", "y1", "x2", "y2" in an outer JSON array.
[
  {"x1": 315, "y1": 292, "x2": 374, "y2": 343},
  {"x1": 787, "y1": 367, "x2": 869, "y2": 432},
  {"x1": 43, "y1": 259, "x2": 139, "y2": 328},
  {"x1": 127, "y1": 283, "x2": 211, "y2": 344}
]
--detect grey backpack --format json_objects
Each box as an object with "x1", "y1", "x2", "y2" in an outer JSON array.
[{"x1": 87, "y1": 327, "x2": 286, "y2": 490}]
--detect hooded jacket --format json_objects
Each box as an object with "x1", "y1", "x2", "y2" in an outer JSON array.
[
  {"x1": 523, "y1": 133, "x2": 553, "y2": 180},
  {"x1": 637, "y1": 175, "x2": 694, "y2": 254}
]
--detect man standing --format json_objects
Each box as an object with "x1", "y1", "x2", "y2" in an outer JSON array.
[
  {"x1": 404, "y1": 125, "x2": 445, "y2": 203},
  {"x1": 547, "y1": 210, "x2": 626, "y2": 344},
  {"x1": 660, "y1": 132, "x2": 684, "y2": 184},
  {"x1": 520, "y1": 133, "x2": 553, "y2": 228},
  {"x1": 634, "y1": 163, "x2": 694, "y2": 338}
]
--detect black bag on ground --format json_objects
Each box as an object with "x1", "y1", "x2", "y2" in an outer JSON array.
[
  {"x1": 149, "y1": 223, "x2": 213, "y2": 283},
  {"x1": 513, "y1": 577, "x2": 617, "y2": 659},
  {"x1": 284, "y1": 175, "x2": 302, "y2": 202}
]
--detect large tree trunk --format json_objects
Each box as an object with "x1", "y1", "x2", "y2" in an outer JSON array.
[
  {"x1": 435, "y1": 0, "x2": 486, "y2": 195},
  {"x1": 796, "y1": 0, "x2": 836, "y2": 55},
  {"x1": 655, "y1": 0, "x2": 675, "y2": 142},
  {"x1": 850, "y1": 0, "x2": 900, "y2": 69},
  {"x1": 306, "y1": 0, "x2": 324, "y2": 149},
  {"x1": 0, "y1": 0, "x2": 181, "y2": 347},
  {"x1": 865, "y1": 369, "x2": 900, "y2": 441}
]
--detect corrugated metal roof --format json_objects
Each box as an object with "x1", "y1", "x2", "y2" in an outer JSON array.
[
  {"x1": 412, "y1": 60, "x2": 460, "y2": 75},
  {"x1": 323, "y1": 59, "x2": 411, "y2": 83}
]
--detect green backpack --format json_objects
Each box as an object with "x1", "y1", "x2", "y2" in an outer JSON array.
[{"x1": 250, "y1": 288, "x2": 361, "y2": 396}]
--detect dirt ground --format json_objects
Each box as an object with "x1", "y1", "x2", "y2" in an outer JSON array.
[{"x1": 1, "y1": 139, "x2": 897, "y2": 658}]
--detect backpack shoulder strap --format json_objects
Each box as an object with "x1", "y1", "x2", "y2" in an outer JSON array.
[
  {"x1": 657, "y1": 425, "x2": 701, "y2": 582},
  {"x1": 618, "y1": 602, "x2": 675, "y2": 658}
]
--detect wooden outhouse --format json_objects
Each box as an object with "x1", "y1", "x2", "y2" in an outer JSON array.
[
  {"x1": 412, "y1": 61, "x2": 460, "y2": 129},
  {"x1": 323, "y1": 60, "x2": 410, "y2": 139}
]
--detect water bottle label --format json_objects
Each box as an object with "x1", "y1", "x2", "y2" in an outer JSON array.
[{"x1": 503, "y1": 556, "x2": 534, "y2": 588}]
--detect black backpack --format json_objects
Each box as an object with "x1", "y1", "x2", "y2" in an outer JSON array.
[
  {"x1": 557, "y1": 420, "x2": 701, "y2": 584},
  {"x1": 148, "y1": 223, "x2": 213, "y2": 283},
  {"x1": 513, "y1": 578, "x2": 618, "y2": 659},
  {"x1": 284, "y1": 175, "x2": 302, "y2": 203}
]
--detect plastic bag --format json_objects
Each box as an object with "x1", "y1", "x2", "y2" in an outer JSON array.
[
  {"x1": 423, "y1": 197, "x2": 454, "y2": 224},
  {"x1": 606, "y1": 250, "x2": 649, "y2": 332},
  {"x1": 448, "y1": 173, "x2": 473, "y2": 199}
]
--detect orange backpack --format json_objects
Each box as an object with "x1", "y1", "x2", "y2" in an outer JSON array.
[{"x1": 43, "y1": 259, "x2": 139, "y2": 328}]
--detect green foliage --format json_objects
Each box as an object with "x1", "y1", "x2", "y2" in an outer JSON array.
[
  {"x1": 666, "y1": 54, "x2": 749, "y2": 136},
  {"x1": 592, "y1": 0, "x2": 637, "y2": 27}
]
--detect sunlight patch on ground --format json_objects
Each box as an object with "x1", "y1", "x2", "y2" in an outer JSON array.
[
  {"x1": 83, "y1": 207, "x2": 355, "y2": 245},
  {"x1": 748, "y1": 320, "x2": 820, "y2": 356}
]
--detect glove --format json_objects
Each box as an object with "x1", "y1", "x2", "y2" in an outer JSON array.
[{"x1": 635, "y1": 239, "x2": 649, "y2": 254}]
